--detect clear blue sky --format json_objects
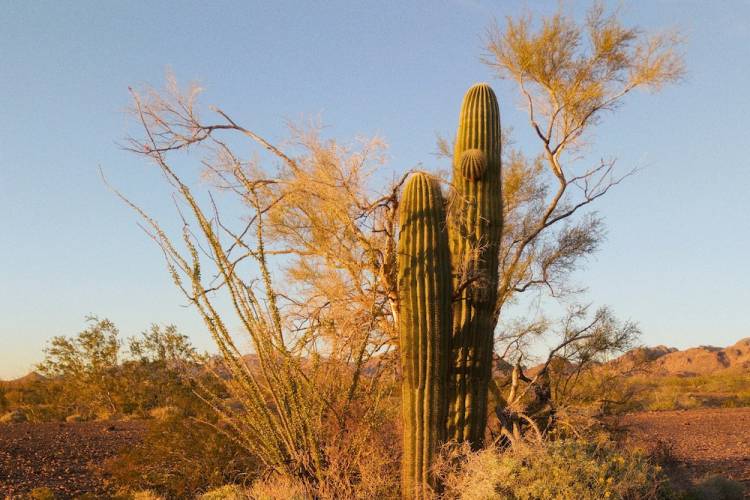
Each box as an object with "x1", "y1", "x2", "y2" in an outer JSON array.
[{"x1": 1, "y1": 1, "x2": 748, "y2": 379}]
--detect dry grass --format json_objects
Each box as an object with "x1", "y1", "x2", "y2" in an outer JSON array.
[
  {"x1": 199, "y1": 484, "x2": 252, "y2": 499},
  {"x1": 607, "y1": 372, "x2": 750, "y2": 413},
  {"x1": 147, "y1": 406, "x2": 182, "y2": 420},
  {"x1": 0, "y1": 409, "x2": 27, "y2": 424},
  {"x1": 247, "y1": 476, "x2": 309, "y2": 499}
]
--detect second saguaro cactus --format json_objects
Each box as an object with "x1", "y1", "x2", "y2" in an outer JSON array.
[
  {"x1": 397, "y1": 172, "x2": 452, "y2": 498},
  {"x1": 397, "y1": 84, "x2": 503, "y2": 497},
  {"x1": 447, "y1": 83, "x2": 503, "y2": 447}
]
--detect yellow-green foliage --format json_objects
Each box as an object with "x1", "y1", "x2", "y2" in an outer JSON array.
[
  {"x1": 200, "y1": 484, "x2": 251, "y2": 499},
  {"x1": 438, "y1": 438, "x2": 666, "y2": 500},
  {"x1": 584, "y1": 372, "x2": 750, "y2": 414},
  {"x1": 23, "y1": 319, "x2": 200, "y2": 422},
  {"x1": 547, "y1": 366, "x2": 750, "y2": 415}
]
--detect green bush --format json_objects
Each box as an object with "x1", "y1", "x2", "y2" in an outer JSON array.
[{"x1": 438, "y1": 437, "x2": 668, "y2": 500}]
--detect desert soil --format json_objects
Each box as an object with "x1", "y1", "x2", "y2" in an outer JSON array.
[
  {"x1": 618, "y1": 408, "x2": 750, "y2": 491},
  {"x1": 0, "y1": 420, "x2": 146, "y2": 498},
  {"x1": 1, "y1": 409, "x2": 749, "y2": 497}
]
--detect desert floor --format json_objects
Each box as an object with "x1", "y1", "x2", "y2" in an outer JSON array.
[
  {"x1": 618, "y1": 408, "x2": 750, "y2": 491},
  {"x1": 0, "y1": 420, "x2": 145, "y2": 498},
  {"x1": 0, "y1": 409, "x2": 748, "y2": 498}
]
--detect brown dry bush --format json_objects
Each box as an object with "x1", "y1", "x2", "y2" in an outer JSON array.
[{"x1": 105, "y1": 407, "x2": 257, "y2": 498}]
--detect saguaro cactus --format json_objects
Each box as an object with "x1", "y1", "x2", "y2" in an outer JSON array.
[
  {"x1": 447, "y1": 83, "x2": 503, "y2": 447},
  {"x1": 397, "y1": 172, "x2": 452, "y2": 498}
]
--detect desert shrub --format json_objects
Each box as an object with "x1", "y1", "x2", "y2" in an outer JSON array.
[
  {"x1": 0, "y1": 408, "x2": 28, "y2": 423},
  {"x1": 679, "y1": 475, "x2": 746, "y2": 500},
  {"x1": 22, "y1": 404, "x2": 63, "y2": 423},
  {"x1": 0, "y1": 386, "x2": 7, "y2": 412},
  {"x1": 199, "y1": 484, "x2": 252, "y2": 499},
  {"x1": 617, "y1": 373, "x2": 750, "y2": 413},
  {"x1": 1, "y1": 380, "x2": 58, "y2": 420},
  {"x1": 29, "y1": 319, "x2": 200, "y2": 421},
  {"x1": 130, "y1": 491, "x2": 166, "y2": 500},
  {"x1": 105, "y1": 409, "x2": 257, "y2": 499},
  {"x1": 36, "y1": 317, "x2": 122, "y2": 418},
  {"x1": 564, "y1": 369, "x2": 750, "y2": 416},
  {"x1": 21, "y1": 487, "x2": 56, "y2": 500},
  {"x1": 247, "y1": 476, "x2": 309, "y2": 500},
  {"x1": 148, "y1": 405, "x2": 182, "y2": 420},
  {"x1": 438, "y1": 437, "x2": 668, "y2": 500}
]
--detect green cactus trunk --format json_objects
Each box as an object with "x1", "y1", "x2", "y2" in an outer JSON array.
[
  {"x1": 397, "y1": 172, "x2": 452, "y2": 499},
  {"x1": 447, "y1": 83, "x2": 503, "y2": 447}
]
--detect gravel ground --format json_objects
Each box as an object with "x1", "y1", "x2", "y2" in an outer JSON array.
[
  {"x1": 1, "y1": 409, "x2": 748, "y2": 498},
  {"x1": 618, "y1": 408, "x2": 750, "y2": 492},
  {"x1": 0, "y1": 420, "x2": 145, "y2": 498}
]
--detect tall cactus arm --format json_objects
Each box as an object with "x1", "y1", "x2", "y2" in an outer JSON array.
[{"x1": 447, "y1": 83, "x2": 503, "y2": 447}]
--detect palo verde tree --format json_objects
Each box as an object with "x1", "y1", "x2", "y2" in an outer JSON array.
[
  {"x1": 37, "y1": 316, "x2": 122, "y2": 417},
  {"x1": 476, "y1": 4, "x2": 684, "y2": 444}
]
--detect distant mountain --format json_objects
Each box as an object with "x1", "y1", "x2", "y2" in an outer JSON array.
[
  {"x1": 508, "y1": 338, "x2": 750, "y2": 379},
  {"x1": 5, "y1": 339, "x2": 750, "y2": 386},
  {"x1": 622, "y1": 337, "x2": 750, "y2": 376},
  {"x1": 1, "y1": 371, "x2": 46, "y2": 388}
]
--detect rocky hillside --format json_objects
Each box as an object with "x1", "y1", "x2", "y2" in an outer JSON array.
[
  {"x1": 0, "y1": 372, "x2": 45, "y2": 388},
  {"x1": 612, "y1": 337, "x2": 750, "y2": 376},
  {"x1": 515, "y1": 338, "x2": 750, "y2": 379}
]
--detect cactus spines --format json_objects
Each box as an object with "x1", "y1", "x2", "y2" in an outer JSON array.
[
  {"x1": 460, "y1": 149, "x2": 487, "y2": 180},
  {"x1": 397, "y1": 172, "x2": 452, "y2": 499},
  {"x1": 447, "y1": 83, "x2": 503, "y2": 447}
]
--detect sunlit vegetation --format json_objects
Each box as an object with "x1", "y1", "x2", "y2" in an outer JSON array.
[
  {"x1": 613, "y1": 372, "x2": 750, "y2": 413},
  {"x1": 1, "y1": 318, "x2": 201, "y2": 422},
  {"x1": 6, "y1": 4, "x2": 746, "y2": 500}
]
